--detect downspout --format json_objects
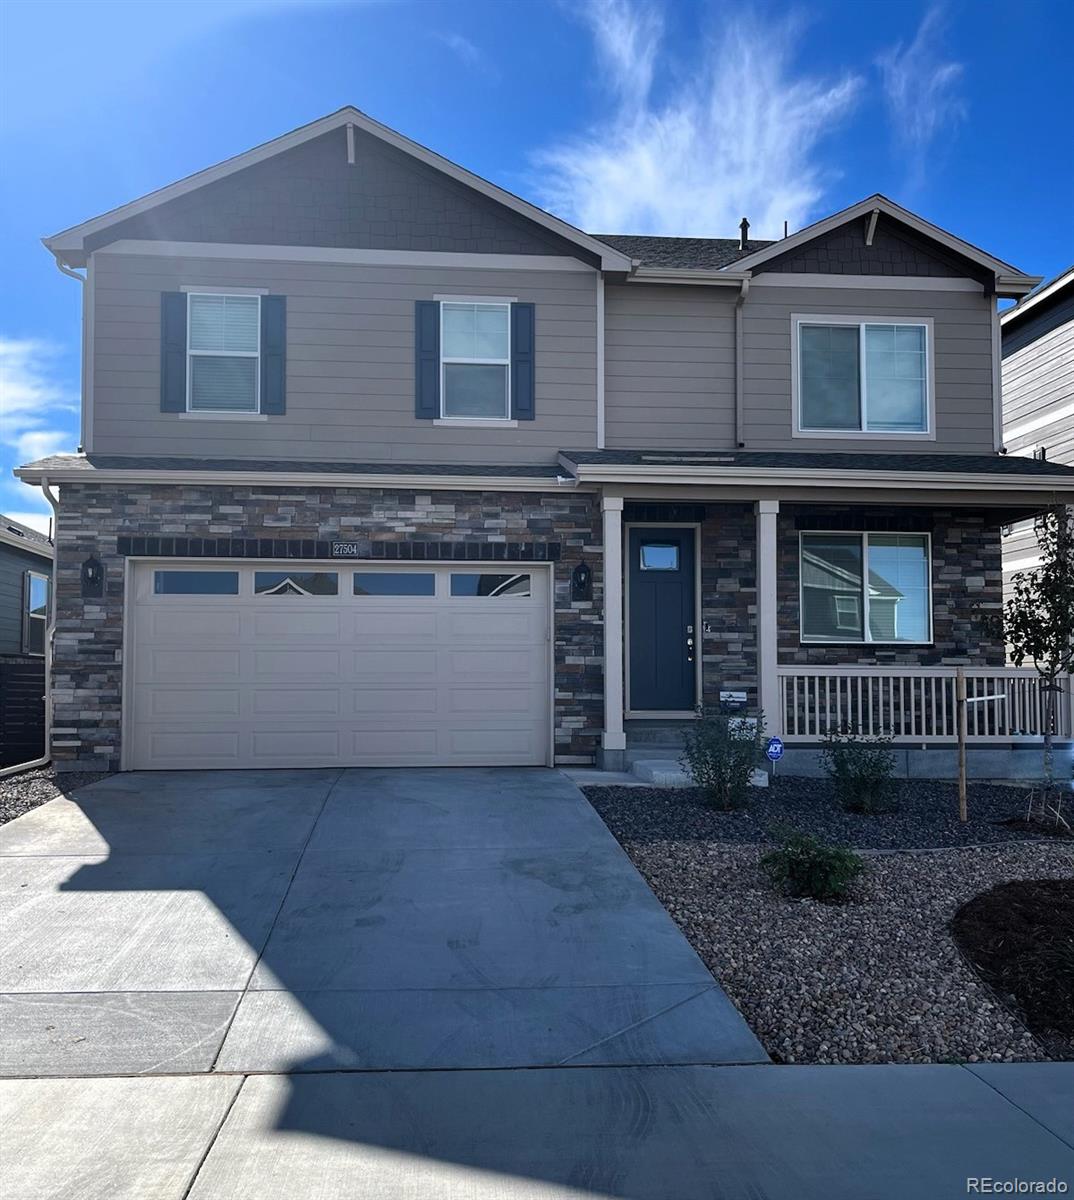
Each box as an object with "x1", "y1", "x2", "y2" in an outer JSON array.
[
  {"x1": 734, "y1": 275, "x2": 751, "y2": 448},
  {"x1": 0, "y1": 477, "x2": 61, "y2": 778},
  {"x1": 596, "y1": 273, "x2": 606, "y2": 449}
]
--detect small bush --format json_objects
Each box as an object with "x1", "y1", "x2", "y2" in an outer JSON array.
[
  {"x1": 819, "y1": 727, "x2": 898, "y2": 814},
  {"x1": 761, "y1": 831, "x2": 865, "y2": 903},
  {"x1": 680, "y1": 709, "x2": 766, "y2": 810}
]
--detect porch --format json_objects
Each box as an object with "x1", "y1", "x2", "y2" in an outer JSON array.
[{"x1": 588, "y1": 466, "x2": 1072, "y2": 775}]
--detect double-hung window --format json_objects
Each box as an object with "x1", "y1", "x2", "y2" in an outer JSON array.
[
  {"x1": 799, "y1": 532, "x2": 932, "y2": 644},
  {"x1": 23, "y1": 571, "x2": 49, "y2": 656},
  {"x1": 440, "y1": 301, "x2": 511, "y2": 419},
  {"x1": 795, "y1": 316, "x2": 931, "y2": 435},
  {"x1": 187, "y1": 293, "x2": 261, "y2": 413}
]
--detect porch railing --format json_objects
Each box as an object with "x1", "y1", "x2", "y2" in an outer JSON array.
[{"x1": 777, "y1": 666, "x2": 1073, "y2": 743}]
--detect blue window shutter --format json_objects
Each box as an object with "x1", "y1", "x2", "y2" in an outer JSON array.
[
  {"x1": 511, "y1": 303, "x2": 535, "y2": 420},
  {"x1": 415, "y1": 300, "x2": 440, "y2": 419},
  {"x1": 260, "y1": 296, "x2": 286, "y2": 415},
  {"x1": 160, "y1": 292, "x2": 187, "y2": 412}
]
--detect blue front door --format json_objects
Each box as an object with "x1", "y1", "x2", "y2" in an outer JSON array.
[{"x1": 628, "y1": 527, "x2": 697, "y2": 711}]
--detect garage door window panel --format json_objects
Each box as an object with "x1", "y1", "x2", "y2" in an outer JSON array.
[
  {"x1": 354, "y1": 572, "x2": 436, "y2": 596},
  {"x1": 254, "y1": 571, "x2": 339, "y2": 596},
  {"x1": 153, "y1": 570, "x2": 240, "y2": 595},
  {"x1": 450, "y1": 572, "x2": 532, "y2": 597}
]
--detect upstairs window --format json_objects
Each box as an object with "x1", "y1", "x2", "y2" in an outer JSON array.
[
  {"x1": 440, "y1": 302, "x2": 510, "y2": 419},
  {"x1": 188, "y1": 294, "x2": 260, "y2": 412},
  {"x1": 795, "y1": 317, "x2": 930, "y2": 435},
  {"x1": 23, "y1": 571, "x2": 49, "y2": 656}
]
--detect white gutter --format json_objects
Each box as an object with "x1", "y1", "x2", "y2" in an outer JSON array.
[
  {"x1": 596, "y1": 274, "x2": 606, "y2": 449},
  {"x1": 628, "y1": 267, "x2": 749, "y2": 287},
  {"x1": 0, "y1": 477, "x2": 60, "y2": 779}
]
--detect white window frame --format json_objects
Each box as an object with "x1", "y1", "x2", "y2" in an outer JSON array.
[
  {"x1": 23, "y1": 570, "x2": 49, "y2": 657},
  {"x1": 798, "y1": 530, "x2": 934, "y2": 645},
  {"x1": 437, "y1": 297, "x2": 512, "y2": 423},
  {"x1": 186, "y1": 292, "x2": 261, "y2": 414},
  {"x1": 792, "y1": 313, "x2": 935, "y2": 439}
]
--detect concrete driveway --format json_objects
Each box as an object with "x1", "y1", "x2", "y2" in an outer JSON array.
[
  {"x1": 2, "y1": 768, "x2": 1072, "y2": 1199},
  {"x1": 0, "y1": 767, "x2": 764, "y2": 1075}
]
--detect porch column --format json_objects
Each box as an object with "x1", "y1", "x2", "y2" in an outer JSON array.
[
  {"x1": 601, "y1": 495, "x2": 626, "y2": 768},
  {"x1": 755, "y1": 500, "x2": 782, "y2": 736}
]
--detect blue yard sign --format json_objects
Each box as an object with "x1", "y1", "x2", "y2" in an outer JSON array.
[{"x1": 766, "y1": 737, "x2": 785, "y2": 762}]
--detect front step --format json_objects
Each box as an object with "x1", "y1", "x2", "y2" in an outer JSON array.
[{"x1": 629, "y1": 759, "x2": 770, "y2": 789}]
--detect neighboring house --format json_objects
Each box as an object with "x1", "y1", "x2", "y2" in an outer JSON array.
[
  {"x1": 0, "y1": 516, "x2": 53, "y2": 768},
  {"x1": 0, "y1": 516, "x2": 52, "y2": 662},
  {"x1": 15, "y1": 107, "x2": 1074, "y2": 774},
  {"x1": 1000, "y1": 266, "x2": 1074, "y2": 586}
]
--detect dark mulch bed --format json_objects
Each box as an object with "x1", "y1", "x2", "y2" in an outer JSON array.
[
  {"x1": 951, "y1": 880, "x2": 1074, "y2": 1060},
  {"x1": 0, "y1": 766, "x2": 109, "y2": 826},
  {"x1": 583, "y1": 777, "x2": 1053, "y2": 850}
]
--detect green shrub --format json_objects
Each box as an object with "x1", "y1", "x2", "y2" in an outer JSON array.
[
  {"x1": 819, "y1": 727, "x2": 898, "y2": 813},
  {"x1": 761, "y1": 831, "x2": 865, "y2": 903},
  {"x1": 680, "y1": 709, "x2": 766, "y2": 809}
]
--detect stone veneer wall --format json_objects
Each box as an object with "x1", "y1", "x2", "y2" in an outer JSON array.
[
  {"x1": 699, "y1": 504, "x2": 759, "y2": 710},
  {"x1": 51, "y1": 483, "x2": 603, "y2": 772},
  {"x1": 777, "y1": 504, "x2": 1006, "y2": 666}
]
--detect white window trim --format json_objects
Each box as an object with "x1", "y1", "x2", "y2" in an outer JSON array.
[
  {"x1": 23, "y1": 571, "x2": 49, "y2": 657},
  {"x1": 798, "y1": 530, "x2": 934, "y2": 645},
  {"x1": 438, "y1": 299, "x2": 512, "y2": 422},
  {"x1": 186, "y1": 292, "x2": 261, "y2": 414},
  {"x1": 791, "y1": 313, "x2": 936, "y2": 440}
]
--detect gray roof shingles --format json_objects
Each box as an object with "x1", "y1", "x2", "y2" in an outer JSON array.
[
  {"x1": 559, "y1": 448, "x2": 1074, "y2": 478},
  {"x1": 1, "y1": 513, "x2": 53, "y2": 548},
  {"x1": 591, "y1": 235, "x2": 775, "y2": 270}
]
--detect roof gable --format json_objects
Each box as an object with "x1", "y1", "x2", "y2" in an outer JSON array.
[{"x1": 46, "y1": 108, "x2": 631, "y2": 271}]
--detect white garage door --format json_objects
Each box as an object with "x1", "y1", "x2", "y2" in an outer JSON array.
[{"x1": 127, "y1": 562, "x2": 551, "y2": 769}]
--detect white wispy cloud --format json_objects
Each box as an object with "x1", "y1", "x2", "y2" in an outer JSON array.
[
  {"x1": 534, "y1": 0, "x2": 862, "y2": 237},
  {"x1": 877, "y1": 6, "x2": 967, "y2": 193},
  {"x1": 436, "y1": 31, "x2": 483, "y2": 69},
  {"x1": 0, "y1": 337, "x2": 79, "y2": 465}
]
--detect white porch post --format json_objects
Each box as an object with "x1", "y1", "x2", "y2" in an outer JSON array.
[
  {"x1": 601, "y1": 495, "x2": 626, "y2": 767},
  {"x1": 755, "y1": 499, "x2": 781, "y2": 736}
]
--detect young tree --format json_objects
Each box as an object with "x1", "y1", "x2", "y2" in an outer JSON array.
[{"x1": 1000, "y1": 506, "x2": 1074, "y2": 790}]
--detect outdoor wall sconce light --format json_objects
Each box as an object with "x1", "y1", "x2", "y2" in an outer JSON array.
[
  {"x1": 81, "y1": 555, "x2": 104, "y2": 599},
  {"x1": 571, "y1": 560, "x2": 592, "y2": 602}
]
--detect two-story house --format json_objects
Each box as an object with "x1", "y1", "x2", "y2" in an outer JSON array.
[{"x1": 17, "y1": 107, "x2": 1074, "y2": 774}]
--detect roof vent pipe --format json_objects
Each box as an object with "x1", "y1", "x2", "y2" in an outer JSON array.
[{"x1": 739, "y1": 217, "x2": 750, "y2": 250}]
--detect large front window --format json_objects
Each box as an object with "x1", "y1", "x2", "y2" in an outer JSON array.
[
  {"x1": 440, "y1": 301, "x2": 510, "y2": 419},
  {"x1": 800, "y1": 532, "x2": 931, "y2": 643},
  {"x1": 187, "y1": 293, "x2": 260, "y2": 412},
  {"x1": 797, "y1": 318, "x2": 929, "y2": 434}
]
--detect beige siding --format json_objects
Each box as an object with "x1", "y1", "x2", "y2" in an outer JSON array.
[
  {"x1": 740, "y1": 284, "x2": 996, "y2": 453},
  {"x1": 604, "y1": 284, "x2": 735, "y2": 448},
  {"x1": 90, "y1": 253, "x2": 597, "y2": 464}
]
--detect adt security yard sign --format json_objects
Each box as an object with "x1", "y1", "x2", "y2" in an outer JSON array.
[{"x1": 766, "y1": 737, "x2": 785, "y2": 762}]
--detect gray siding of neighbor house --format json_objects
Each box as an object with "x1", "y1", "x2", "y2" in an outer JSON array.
[
  {"x1": 0, "y1": 543, "x2": 51, "y2": 657},
  {"x1": 84, "y1": 126, "x2": 596, "y2": 264},
  {"x1": 1001, "y1": 297, "x2": 1074, "y2": 464},
  {"x1": 604, "y1": 284, "x2": 736, "y2": 448},
  {"x1": 739, "y1": 284, "x2": 997, "y2": 454},
  {"x1": 90, "y1": 252, "x2": 597, "y2": 464}
]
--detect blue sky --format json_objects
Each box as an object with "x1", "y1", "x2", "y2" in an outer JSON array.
[{"x1": 2, "y1": 0, "x2": 1072, "y2": 530}]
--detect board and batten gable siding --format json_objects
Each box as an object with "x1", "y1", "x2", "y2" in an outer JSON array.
[
  {"x1": 90, "y1": 252, "x2": 597, "y2": 464},
  {"x1": 739, "y1": 284, "x2": 997, "y2": 453},
  {"x1": 0, "y1": 542, "x2": 50, "y2": 657},
  {"x1": 603, "y1": 284, "x2": 736, "y2": 448}
]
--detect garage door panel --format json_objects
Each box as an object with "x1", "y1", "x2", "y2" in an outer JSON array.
[
  {"x1": 254, "y1": 649, "x2": 344, "y2": 682},
  {"x1": 253, "y1": 611, "x2": 342, "y2": 640},
  {"x1": 251, "y1": 689, "x2": 341, "y2": 716},
  {"x1": 130, "y1": 562, "x2": 550, "y2": 769},
  {"x1": 146, "y1": 688, "x2": 242, "y2": 718},
  {"x1": 141, "y1": 649, "x2": 242, "y2": 684},
  {"x1": 351, "y1": 687, "x2": 438, "y2": 715}
]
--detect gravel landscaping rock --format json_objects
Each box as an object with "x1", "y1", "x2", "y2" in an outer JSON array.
[
  {"x1": 0, "y1": 766, "x2": 108, "y2": 826},
  {"x1": 584, "y1": 778, "x2": 1057, "y2": 850},
  {"x1": 616, "y1": 835, "x2": 1073, "y2": 1064}
]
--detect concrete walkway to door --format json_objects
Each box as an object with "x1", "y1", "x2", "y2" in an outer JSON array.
[{"x1": 2, "y1": 768, "x2": 1071, "y2": 1199}]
